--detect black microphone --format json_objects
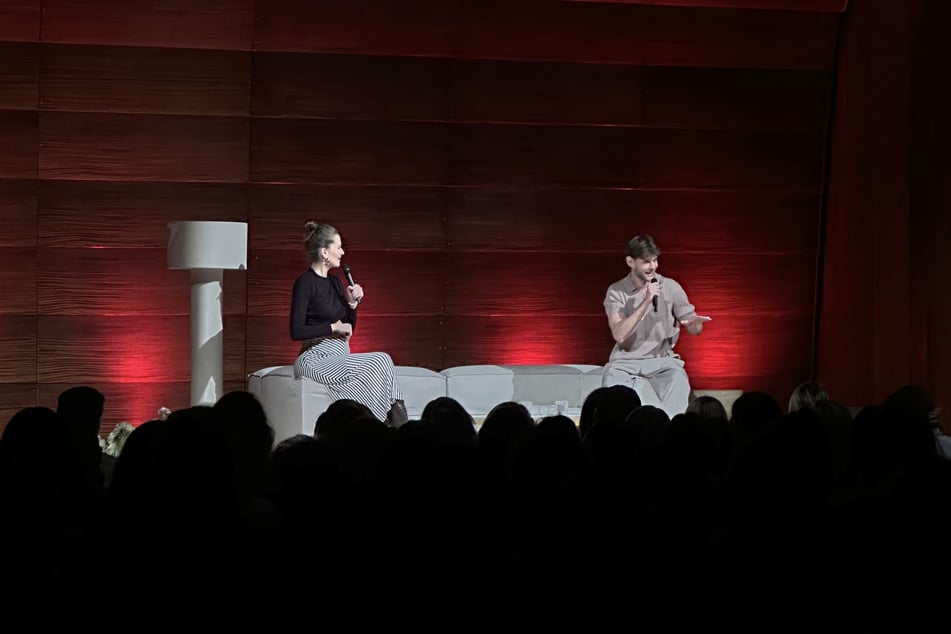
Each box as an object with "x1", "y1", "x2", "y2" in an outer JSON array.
[
  {"x1": 342, "y1": 263, "x2": 356, "y2": 287},
  {"x1": 651, "y1": 277, "x2": 658, "y2": 312}
]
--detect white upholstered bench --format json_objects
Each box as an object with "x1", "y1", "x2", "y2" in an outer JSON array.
[
  {"x1": 247, "y1": 363, "x2": 743, "y2": 444},
  {"x1": 247, "y1": 365, "x2": 447, "y2": 444}
]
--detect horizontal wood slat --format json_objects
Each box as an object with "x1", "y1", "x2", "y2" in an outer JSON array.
[
  {"x1": 0, "y1": 383, "x2": 37, "y2": 431},
  {"x1": 451, "y1": 59, "x2": 642, "y2": 125},
  {"x1": 0, "y1": 247, "x2": 37, "y2": 314},
  {"x1": 37, "y1": 248, "x2": 247, "y2": 315},
  {"x1": 38, "y1": 181, "x2": 247, "y2": 248},
  {"x1": 0, "y1": 41, "x2": 37, "y2": 109},
  {"x1": 41, "y1": 44, "x2": 251, "y2": 115},
  {"x1": 0, "y1": 0, "x2": 39, "y2": 42},
  {"x1": 40, "y1": 0, "x2": 254, "y2": 50},
  {"x1": 36, "y1": 315, "x2": 246, "y2": 383},
  {"x1": 252, "y1": 53, "x2": 450, "y2": 120},
  {"x1": 443, "y1": 315, "x2": 610, "y2": 367},
  {"x1": 0, "y1": 315, "x2": 37, "y2": 382},
  {"x1": 253, "y1": 1, "x2": 837, "y2": 69},
  {"x1": 639, "y1": 128, "x2": 824, "y2": 190},
  {"x1": 447, "y1": 188, "x2": 819, "y2": 254},
  {"x1": 562, "y1": 0, "x2": 846, "y2": 10},
  {"x1": 635, "y1": 190, "x2": 821, "y2": 255},
  {"x1": 253, "y1": 0, "x2": 458, "y2": 56},
  {"x1": 447, "y1": 187, "x2": 637, "y2": 252},
  {"x1": 672, "y1": 311, "x2": 814, "y2": 398},
  {"x1": 441, "y1": 252, "x2": 815, "y2": 317},
  {"x1": 644, "y1": 5, "x2": 839, "y2": 70},
  {"x1": 246, "y1": 315, "x2": 445, "y2": 372},
  {"x1": 450, "y1": 124, "x2": 639, "y2": 187},
  {"x1": 0, "y1": 109, "x2": 37, "y2": 178},
  {"x1": 36, "y1": 381, "x2": 246, "y2": 434},
  {"x1": 250, "y1": 119, "x2": 448, "y2": 185},
  {"x1": 642, "y1": 67, "x2": 831, "y2": 131},
  {"x1": 39, "y1": 112, "x2": 249, "y2": 182},
  {"x1": 455, "y1": 1, "x2": 649, "y2": 64},
  {"x1": 0, "y1": 179, "x2": 36, "y2": 246},
  {"x1": 248, "y1": 250, "x2": 445, "y2": 317},
  {"x1": 249, "y1": 184, "x2": 448, "y2": 251}
]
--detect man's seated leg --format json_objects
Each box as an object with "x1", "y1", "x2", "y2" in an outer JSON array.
[
  {"x1": 646, "y1": 360, "x2": 691, "y2": 418},
  {"x1": 631, "y1": 376, "x2": 664, "y2": 410}
]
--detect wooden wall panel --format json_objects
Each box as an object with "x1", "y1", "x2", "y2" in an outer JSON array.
[
  {"x1": 0, "y1": 0, "x2": 39, "y2": 42},
  {"x1": 39, "y1": 112, "x2": 249, "y2": 182},
  {"x1": 443, "y1": 315, "x2": 609, "y2": 367},
  {"x1": 252, "y1": 53, "x2": 450, "y2": 120},
  {"x1": 0, "y1": 179, "x2": 36, "y2": 246},
  {"x1": 673, "y1": 312, "x2": 814, "y2": 391},
  {"x1": 639, "y1": 128, "x2": 824, "y2": 190},
  {"x1": 637, "y1": 191, "x2": 820, "y2": 254},
  {"x1": 40, "y1": 0, "x2": 254, "y2": 50},
  {"x1": 249, "y1": 185, "x2": 448, "y2": 251},
  {"x1": 36, "y1": 380, "x2": 246, "y2": 433},
  {"x1": 253, "y1": 0, "x2": 457, "y2": 56},
  {"x1": 250, "y1": 119, "x2": 448, "y2": 184},
  {"x1": 0, "y1": 315, "x2": 36, "y2": 382},
  {"x1": 38, "y1": 181, "x2": 247, "y2": 248},
  {"x1": 447, "y1": 188, "x2": 819, "y2": 254},
  {"x1": 0, "y1": 42, "x2": 36, "y2": 108},
  {"x1": 450, "y1": 124, "x2": 638, "y2": 187},
  {"x1": 37, "y1": 249, "x2": 247, "y2": 316},
  {"x1": 0, "y1": 384, "x2": 35, "y2": 430},
  {"x1": 36, "y1": 315, "x2": 246, "y2": 383},
  {"x1": 245, "y1": 315, "x2": 445, "y2": 372},
  {"x1": 0, "y1": 247, "x2": 36, "y2": 314},
  {"x1": 0, "y1": 109, "x2": 37, "y2": 178},
  {"x1": 563, "y1": 0, "x2": 847, "y2": 9},
  {"x1": 442, "y1": 252, "x2": 815, "y2": 318},
  {"x1": 447, "y1": 187, "x2": 638, "y2": 251},
  {"x1": 645, "y1": 5, "x2": 839, "y2": 70},
  {"x1": 248, "y1": 249, "x2": 444, "y2": 317},
  {"x1": 41, "y1": 45, "x2": 251, "y2": 115},
  {"x1": 659, "y1": 253, "x2": 816, "y2": 316},
  {"x1": 451, "y1": 60, "x2": 642, "y2": 125},
  {"x1": 455, "y1": 1, "x2": 648, "y2": 64},
  {"x1": 445, "y1": 252, "x2": 614, "y2": 317},
  {"x1": 642, "y1": 67, "x2": 831, "y2": 132}
]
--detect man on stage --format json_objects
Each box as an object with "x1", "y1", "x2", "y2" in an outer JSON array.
[{"x1": 601, "y1": 234, "x2": 711, "y2": 418}]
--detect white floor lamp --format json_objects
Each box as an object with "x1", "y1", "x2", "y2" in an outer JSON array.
[{"x1": 167, "y1": 221, "x2": 248, "y2": 406}]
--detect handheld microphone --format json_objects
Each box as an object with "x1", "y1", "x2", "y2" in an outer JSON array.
[
  {"x1": 342, "y1": 264, "x2": 356, "y2": 287},
  {"x1": 651, "y1": 277, "x2": 658, "y2": 312}
]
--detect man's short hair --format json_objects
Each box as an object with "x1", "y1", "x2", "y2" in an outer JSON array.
[{"x1": 624, "y1": 235, "x2": 660, "y2": 260}]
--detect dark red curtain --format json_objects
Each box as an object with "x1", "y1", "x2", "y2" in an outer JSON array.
[{"x1": 818, "y1": 0, "x2": 951, "y2": 414}]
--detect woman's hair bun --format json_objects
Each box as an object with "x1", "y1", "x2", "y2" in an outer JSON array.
[{"x1": 304, "y1": 220, "x2": 319, "y2": 232}]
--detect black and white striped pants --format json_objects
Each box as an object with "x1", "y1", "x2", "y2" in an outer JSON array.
[{"x1": 294, "y1": 337, "x2": 403, "y2": 423}]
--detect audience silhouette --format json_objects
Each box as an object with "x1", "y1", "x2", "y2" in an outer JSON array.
[{"x1": 1, "y1": 379, "x2": 948, "y2": 624}]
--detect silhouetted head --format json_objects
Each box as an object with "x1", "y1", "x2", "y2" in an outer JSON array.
[
  {"x1": 315, "y1": 399, "x2": 377, "y2": 439},
  {"x1": 421, "y1": 396, "x2": 477, "y2": 447},
  {"x1": 882, "y1": 384, "x2": 937, "y2": 428},
  {"x1": 56, "y1": 385, "x2": 105, "y2": 437},
  {"x1": 787, "y1": 380, "x2": 829, "y2": 413},
  {"x1": 731, "y1": 391, "x2": 782, "y2": 432},
  {"x1": 214, "y1": 390, "x2": 274, "y2": 451},
  {"x1": 686, "y1": 395, "x2": 728, "y2": 421},
  {"x1": 479, "y1": 401, "x2": 535, "y2": 451},
  {"x1": 585, "y1": 384, "x2": 642, "y2": 437}
]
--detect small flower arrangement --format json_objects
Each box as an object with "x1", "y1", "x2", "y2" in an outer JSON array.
[{"x1": 104, "y1": 422, "x2": 135, "y2": 458}]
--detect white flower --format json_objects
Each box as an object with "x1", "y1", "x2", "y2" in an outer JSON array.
[{"x1": 105, "y1": 422, "x2": 136, "y2": 458}]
